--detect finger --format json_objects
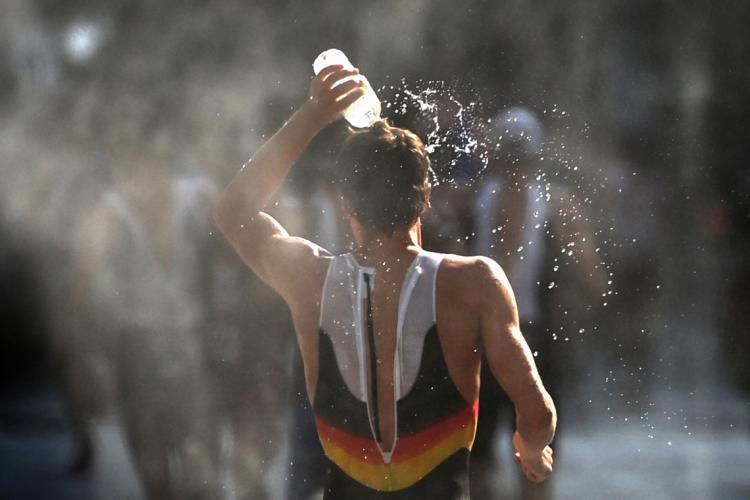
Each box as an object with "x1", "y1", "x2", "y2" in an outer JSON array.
[
  {"x1": 527, "y1": 470, "x2": 543, "y2": 483},
  {"x1": 544, "y1": 463, "x2": 553, "y2": 475},
  {"x1": 522, "y1": 467, "x2": 536, "y2": 482},
  {"x1": 322, "y1": 66, "x2": 359, "y2": 85},
  {"x1": 331, "y1": 79, "x2": 364, "y2": 100},
  {"x1": 333, "y1": 86, "x2": 365, "y2": 111},
  {"x1": 316, "y1": 64, "x2": 345, "y2": 81},
  {"x1": 310, "y1": 65, "x2": 346, "y2": 96},
  {"x1": 322, "y1": 67, "x2": 360, "y2": 89}
]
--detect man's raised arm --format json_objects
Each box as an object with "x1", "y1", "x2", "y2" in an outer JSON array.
[{"x1": 213, "y1": 65, "x2": 364, "y2": 297}]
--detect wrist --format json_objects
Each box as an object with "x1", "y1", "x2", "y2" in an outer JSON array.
[
  {"x1": 295, "y1": 100, "x2": 327, "y2": 135},
  {"x1": 513, "y1": 430, "x2": 545, "y2": 456}
]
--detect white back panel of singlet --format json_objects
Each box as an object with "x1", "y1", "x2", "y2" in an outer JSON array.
[{"x1": 319, "y1": 251, "x2": 444, "y2": 404}]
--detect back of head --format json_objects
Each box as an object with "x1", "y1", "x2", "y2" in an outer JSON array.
[{"x1": 337, "y1": 121, "x2": 431, "y2": 235}]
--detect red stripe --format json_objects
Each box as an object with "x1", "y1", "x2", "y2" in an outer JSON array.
[
  {"x1": 316, "y1": 399, "x2": 478, "y2": 464},
  {"x1": 392, "y1": 399, "x2": 478, "y2": 461},
  {"x1": 315, "y1": 420, "x2": 384, "y2": 460}
]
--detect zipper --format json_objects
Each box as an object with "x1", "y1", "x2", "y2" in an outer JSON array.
[{"x1": 363, "y1": 271, "x2": 382, "y2": 444}]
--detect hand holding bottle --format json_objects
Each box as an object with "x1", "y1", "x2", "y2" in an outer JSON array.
[
  {"x1": 312, "y1": 49, "x2": 381, "y2": 128},
  {"x1": 303, "y1": 65, "x2": 365, "y2": 129}
]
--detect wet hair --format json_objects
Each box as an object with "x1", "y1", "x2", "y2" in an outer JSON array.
[{"x1": 337, "y1": 120, "x2": 431, "y2": 235}]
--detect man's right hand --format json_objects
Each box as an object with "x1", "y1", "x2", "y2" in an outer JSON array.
[
  {"x1": 303, "y1": 65, "x2": 365, "y2": 128},
  {"x1": 513, "y1": 431, "x2": 554, "y2": 483}
]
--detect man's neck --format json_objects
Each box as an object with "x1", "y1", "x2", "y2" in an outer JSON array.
[{"x1": 351, "y1": 223, "x2": 422, "y2": 267}]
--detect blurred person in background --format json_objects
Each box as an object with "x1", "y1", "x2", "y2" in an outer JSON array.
[
  {"x1": 194, "y1": 113, "x2": 297, "y2": 500},
  {"x1": 0, "y1": 136, "x2": 109, "y2": 475},
  {"x1": 215, "y1": 65, "x2": 556, "y2": 498},
  {"x1": 44, "y1": 155, "x2": 111, "y2": 475},
  {"x1": 66, "y1": 116, "x2": 224, "y2": 499},
  {"x1": 470, "y1": 107, "x2": 606, "y2": 499},
  {"x1": 0, "y1": 210, "x2": 52, "y2": 402}
]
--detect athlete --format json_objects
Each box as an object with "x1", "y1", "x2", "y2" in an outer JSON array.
[{"x1": 214, "y1": 65, "x2": 556, "y2": 498}]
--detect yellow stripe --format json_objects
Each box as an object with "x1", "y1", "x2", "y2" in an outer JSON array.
[{"x1": 319, "y1": 423, "x2": 477, "y2": 491}]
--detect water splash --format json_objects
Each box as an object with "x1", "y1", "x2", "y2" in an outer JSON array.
[
  {"x1": 381, "y1": 78, "x2": 616, "y2": 301},
  {"x1": 379, "y1": 81, "x2": 631, "y2": 424},
  {"x1": 379, "y1": 79, "x2": 490, "y2": 186}
]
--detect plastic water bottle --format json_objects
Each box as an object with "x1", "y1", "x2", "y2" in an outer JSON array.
[{"x1": 312, "y1": 49, "x2": 381, "y2": 128}]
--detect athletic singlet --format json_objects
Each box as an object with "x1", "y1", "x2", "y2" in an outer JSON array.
[{"x1": 314, "y1": 251, "x2": 478, "y2": 498}]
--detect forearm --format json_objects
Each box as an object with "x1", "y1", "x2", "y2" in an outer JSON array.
[
  {"x1": 515, "y1": 391, "x2": 557, "y2": 451},
  {"x1": 214, "y1": 102, "x2": 321, "y2": 234}
]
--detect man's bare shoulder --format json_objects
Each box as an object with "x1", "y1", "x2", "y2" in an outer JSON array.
[
  {"x1": 439, "y1": 252, "x2": 505, "y2": 278},
  {"x1": 437, "y1": 253, "x2": 510, "y2": 303}
]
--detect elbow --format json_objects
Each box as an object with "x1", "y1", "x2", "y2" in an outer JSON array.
[{"x1": 213, "y1": 197, "x2": 264, "y2": 252}]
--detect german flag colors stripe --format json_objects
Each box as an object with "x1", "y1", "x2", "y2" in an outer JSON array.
[{"x1": 315, "y1": 400, "x2": 478, "y2": 491}]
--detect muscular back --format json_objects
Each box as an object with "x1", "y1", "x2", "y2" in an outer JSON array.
[{"x1": 285, "y1": 251, "x2": 511, "y2": 450}]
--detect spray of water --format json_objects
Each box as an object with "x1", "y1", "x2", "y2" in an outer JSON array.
[
  {"x1": 380, "y1": 79, "x2": 490, "y2": 187},
  {"x1": 378, "y1": 80, "x2": 640, "y2": 443},
  {"x1": 380, "y1": 78, "x2": 614, "y2": 299}
]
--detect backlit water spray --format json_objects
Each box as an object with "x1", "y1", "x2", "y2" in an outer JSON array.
[{"x1": 379, "y1": 78, "x2": 645, "y2": 432}]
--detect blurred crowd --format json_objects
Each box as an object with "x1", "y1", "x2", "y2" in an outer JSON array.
[{"x1": 1, "y1": 119, "x2": 295, "y2": 498}]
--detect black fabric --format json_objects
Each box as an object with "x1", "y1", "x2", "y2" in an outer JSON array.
[
  {"x1": 314, "y1": 326, "x2": 471, "y2": 438},
  {"x1": 322, "y1": 449, "x2": 471, "y2": 500},
  {"x1": 314, "y1": 325, "x2": 474, "y2": 497},
  {"x1": 397, "y1": 326, "x2": 470, "y2": 435},
  {"x1": 314, "y1": 330, "x2": 372, "y2": 437}
]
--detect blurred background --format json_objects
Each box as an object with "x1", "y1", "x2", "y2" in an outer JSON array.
[{"x1": 1, "y1": 0, "x2": 748, "y2": 499}]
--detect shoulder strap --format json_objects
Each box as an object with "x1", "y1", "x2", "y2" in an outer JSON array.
[
  {"x1": 395, "y1": 251, "x2": 445, "y2": 399},
  {"x1": 319, "y1": 254, "x2": 368, "y2": 402}
]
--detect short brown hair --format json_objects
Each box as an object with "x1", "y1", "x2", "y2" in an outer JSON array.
[{"x1": 337, "y1": 121, "x2": 431, "y2": 235}]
